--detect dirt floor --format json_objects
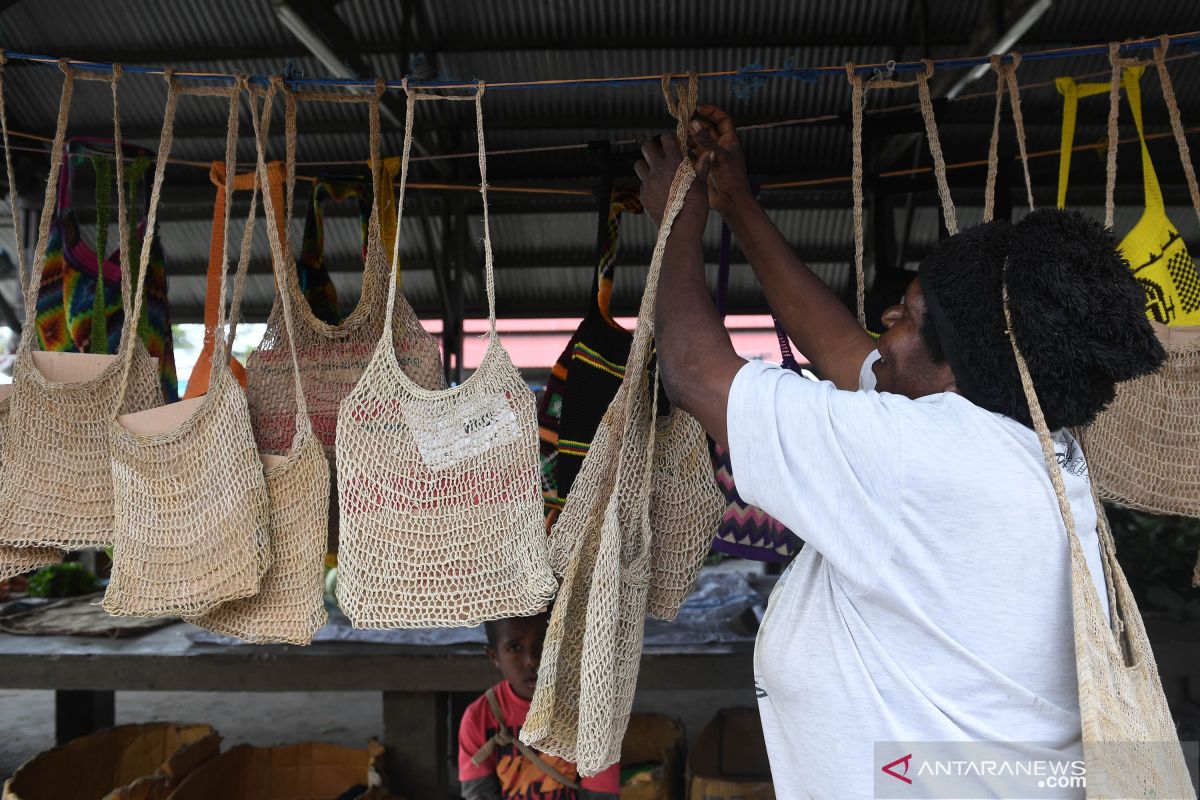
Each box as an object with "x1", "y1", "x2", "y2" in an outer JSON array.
[{"x1": 0, "y1": 686, "x2": 755, "y2": 781}]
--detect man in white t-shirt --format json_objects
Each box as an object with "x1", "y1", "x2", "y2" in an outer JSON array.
[{"x1": 633, "y1": 107, "x2": 1168, "y2": 799}]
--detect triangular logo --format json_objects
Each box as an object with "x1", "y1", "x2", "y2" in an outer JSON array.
[{"x1": 882, "y1": 753, "x2": 914, "y2": 785}]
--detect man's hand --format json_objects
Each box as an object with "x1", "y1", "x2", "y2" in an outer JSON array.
[
  {"x1": 689, "y1": 105, "x2": 753, "y2": 217},
  {"x1": 634, "y1": 133, "x2": 708, "y2": 229}
]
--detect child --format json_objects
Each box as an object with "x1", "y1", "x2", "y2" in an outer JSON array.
[{"x1": 458, "y1": 612, "x2": 621, "y2": 799}]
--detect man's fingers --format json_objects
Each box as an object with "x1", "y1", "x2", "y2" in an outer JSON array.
[
  {"x1": 640, "y1": 136, "x2": 664, "y2": 163},
  {"x1": 633, "y1": 159, "x2": 649, "y2": 181},
  {"x1": 689, "y1": 119, "x2": 727, "y2": 156},
  {"x1": 660, "y1": 133, "x2": 682, "y2": 160},
  {"x1": 694, "y1": 150, "x2": 716, "y2": 183}
]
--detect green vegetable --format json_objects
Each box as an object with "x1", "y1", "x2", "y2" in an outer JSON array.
[{"x1": 26, "y1": 563, "x2": 100, "y2": 598}]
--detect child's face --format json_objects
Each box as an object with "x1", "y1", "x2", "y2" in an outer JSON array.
[{"x1": 486, "y1": 614, "x2": 548, "y2": 702}]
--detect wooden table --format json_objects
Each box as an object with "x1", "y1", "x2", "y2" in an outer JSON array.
[{"x1": 0, "y1": 623, "x2": 755, "y2": 798}]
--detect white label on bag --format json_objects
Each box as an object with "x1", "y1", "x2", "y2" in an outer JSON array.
[{"x1": 404, "y1": 392, "x2": 521, "y2": 472}]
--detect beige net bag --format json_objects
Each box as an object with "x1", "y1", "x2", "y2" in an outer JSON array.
[
  {"x1": 0, "y1": 62, "x2": 160, "y2": 553},
  {"x1": 244, "y1": 79, "x2": 443, "y2": 556},
  {"x1": 523, "y1": 76, "x2": 703, "y2": 775},
  {"x1": 1005, "y1": 279, "x2": 1195, "y2": 798},
  {"x1": 334, "y1": 82, "x2": 555, "y2": 629},
  {"x1": 0, "y1": 55, "x2": 62, "y2": 579},
  {"x1": 976, "y1": 57, "x2": 1192, "y2": 797},
  {"x1": 103, "y1": 74, "x2": 271, "y2": 618},
  {"x1": 644, "y1": 78, "x2": 724, "y2": 623},
  {"x1": 188, "y1": 81, "x2": 330, "y2": 644},
  {"x1": 1083, "y1": 39, "x2": 1200, "y2": 521}
]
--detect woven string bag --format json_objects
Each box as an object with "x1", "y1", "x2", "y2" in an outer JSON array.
[
  {"x1": 0, "y1": 57, "x2": 63, "y2": 578},
  {"x1": 1003, "y1": 277, "x2": 1195, "y2": 798},
  {"x1": 0, "y1": 62, "x2": 161, "y2": 553},
  {"x1": 523, "y1": 75, "x2": 701, "y2": 775},
  {"x1": 103, "y1": 74, "x2": 271, "y2": 618},
  {"x1": 334, "y1": 82, "x2": 556, "y2": 629},
  {"x1": 973, "y1": 56, "x2": 1191, "y2": 797},
  {"x1": 188, "y1": 81, "x2": 330, "y2": 644},
  {"x1": 244, "y1": 80, "x2": 443, "y2": 557},
  {"x1": 708, "y1": 223, "x2": 805, "y2": 563},
  {"x1": 1077, "y1": 42, "x2": 1200, "y2": 521}
]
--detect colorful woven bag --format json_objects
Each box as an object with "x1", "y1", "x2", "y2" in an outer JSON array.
[
  {"x1": 707, "y1": 223, "x2": 803, "y2": 562},
  {"x1": 37, "y1": 136, "x2": 177, "y2": 401}
]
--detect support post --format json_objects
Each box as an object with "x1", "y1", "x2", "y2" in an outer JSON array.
[
  {"x1": 382, "y1": 690, "x2": 451, "y2": 799},
  {"x1": 54, "y1": 689, "x2": 114, "y2": 745}
]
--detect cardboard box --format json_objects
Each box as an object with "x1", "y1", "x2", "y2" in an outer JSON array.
[
  {"x1": 165, "y1": 740, "x2": 395, "y2": 800},
  {"x1": 688, "y1": 708, "x2": 774, "y2": 800},
  {"x1": 2, "y1": 722, "x2": 219, "y2": 800},
  {"x1": 621, "y1": 713, "x2": 685, "y2": 800}
]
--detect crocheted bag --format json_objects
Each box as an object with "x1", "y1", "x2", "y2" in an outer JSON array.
[
  {"x1": 104, "y1": 75, "x2": 271, "y2": 618},
  {"x1": 245, "y1": 81, "x2": 443, "y2": 557},
  {"x1": 1069, "y1": 46, "x2": 1200, "y2": 519},
  {"x1": 524, "y1": 75, "x2": 709, "y2": 774},
  {"x1": 0, "y1": 64, "x2": 161, "y2": 553},
  {"x1": 334, "y1": 83, "x2": 554, "y2": 628},
  {"x1": 189, "y1": 82, "x2": 330, "y2": 643}
]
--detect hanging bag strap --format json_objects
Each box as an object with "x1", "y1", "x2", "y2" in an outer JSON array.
[
  {"x1": 116, "y1": 74, "x2": 246, "y2": 412},
  {"x1": 252, "y1": 77, "x2": 313, "y2": 433},
  {"x1": 1155, "y1": 37, "x2": 1200, "y2": 233},
  {"x1": 983, "y1": 54, "x2": 1035, "y2": 222},
  {"x1": 846, "y1": 61, "x2": 956, "y2": 327},
  {"x1": 385, "y1": 79, "x2": 496, "y2": 362},
  {"x1": 0, "y1": 52, "x2": 27, "y2": 309},
  {"x1": 469, "y1": 688, "x2": 582, "y2": 790},
  {"x1": 287, "y1": 79, "x2": 388, "y2": 316}
]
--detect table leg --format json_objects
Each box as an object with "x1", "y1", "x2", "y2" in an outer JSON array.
[
  {"x1": 54, "y1": 689, "x2": 114, "y2": 745},
  {"x1": 383, "y1": 690, "x2": 450, "y2": 799}
]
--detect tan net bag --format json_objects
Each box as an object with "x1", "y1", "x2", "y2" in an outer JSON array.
[
  {"x1": 523, "y1": 76, "x2": 703, "y2": 775},
  {"x1": 1004, "y1": 280, "x2": 1195, "y2": 798},
  {"x1": 244, "y1": 80, "x2": 443, "y2": 556},
  {"x1": 334, "y1": 82, "x2": 555, "y2": 629},
  {"x1": 0, "y1": 58, "x2": 62, "y2": 578},
  {"x1": 968, "y1": 58, "x2": 1192, "y2": 796},
  {"x1": 188, "y1": 82, "x2": 330, "y2": 644},
  {"x1": 1082, "y1": 40, "x2": 1200, "y2": 520},
  {"x1": 0, "y1": 63, "x2": 160, "y2": 553},
  {"x1": 103, "y1": 74, "x2": 271, "y2": 618}
]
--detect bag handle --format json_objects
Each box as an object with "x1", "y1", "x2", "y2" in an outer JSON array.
[
  {"x1": 846, "y1": 61, "x2": 957, "y2": 328},
  {"x1": 286, "y1": 79, "x2": 388, "y2": 312},
  {"x1": 1154, "y1": 38, "x2": 1200, "y2": 235},
  {"x1": 384, "y1": 80, "x2": 495, "y2": 358},
  {"x1": 983, "y1": 54, "x2": 1035, "y2": 222},
  {"x1": 251, "y1": 78, "x2": 312, "y2": 429},
  {"x1": 116, "y1": 74, "x2": 246, "y2": 413},
  {"x1": 590, "y1": 189, "x2": 642, "y2": 323}
]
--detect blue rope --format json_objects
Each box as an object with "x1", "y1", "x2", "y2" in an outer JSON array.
[{"x1": 4, "y1": 32, "x2": 1199, "y2": 92}]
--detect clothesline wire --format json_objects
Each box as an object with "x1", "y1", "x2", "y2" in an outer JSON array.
[
  {"x1": 1, "y1": 47, "x2": 1197, "y2": 199},
  {"x1": 2, "y1": 31, "x2": 1199, "y2": 90}
]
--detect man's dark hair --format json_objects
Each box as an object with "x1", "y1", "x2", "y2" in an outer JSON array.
[{"x1": 917, "y1": 209, "x2": 1165, "y2": 430}]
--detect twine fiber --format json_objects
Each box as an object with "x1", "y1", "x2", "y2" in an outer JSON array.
[
  {"x1": 245, "y1": 81, "x2": 444, "y2": 557},
  {"x1": 188, "y1": 82, "x2": 331, "y2": 644},
  {"x1": 846, "y1": 61, "x2": 957, "y2": 326},
  {"x1": 0, "y1": 62, "x2": 160, "y2": 553},
  {"x1": 333, "y1": 82, "x2": 555, "y2": 629},
  {"x1": 524, "y1": 74, "x2": 711, "y2": 774},
  {"x1": 104, "y1": 75, "x2": 271, "y2": 618},
  {"x1": 1002, "y1": 274, "x2": 1194, "y2": 799},
  {"x1": 1084, "y1": 40, "x2": 1200, "y2": 520},
  {"x1": 0, "y1": 388, "x2": 63, "y2": 580}
]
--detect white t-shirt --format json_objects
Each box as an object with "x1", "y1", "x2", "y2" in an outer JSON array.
[{"x1": 728, "y1": 356, "x2": 1108, "y2": 800}]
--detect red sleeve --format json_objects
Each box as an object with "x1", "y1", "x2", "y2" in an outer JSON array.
[
  {"x1": 458, "y1": 693, "x2": 495, "y2": 782},
  {"x1": 580, "y1": 761, "x2": 622, "y2": 793}
]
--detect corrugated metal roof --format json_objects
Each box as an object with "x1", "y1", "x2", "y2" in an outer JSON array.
[{"x1": 0, "y1": 0, "x2": 1197, "y2": 330}]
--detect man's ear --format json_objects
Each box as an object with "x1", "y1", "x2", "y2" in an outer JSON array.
[{"x1": 485, "y1": 645, "x2": 499, "y2": 669}]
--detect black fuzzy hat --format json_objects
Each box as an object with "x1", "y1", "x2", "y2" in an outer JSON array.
[{"x1": 918, "y1": 208, "x2": 1165, "y2": 430}]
